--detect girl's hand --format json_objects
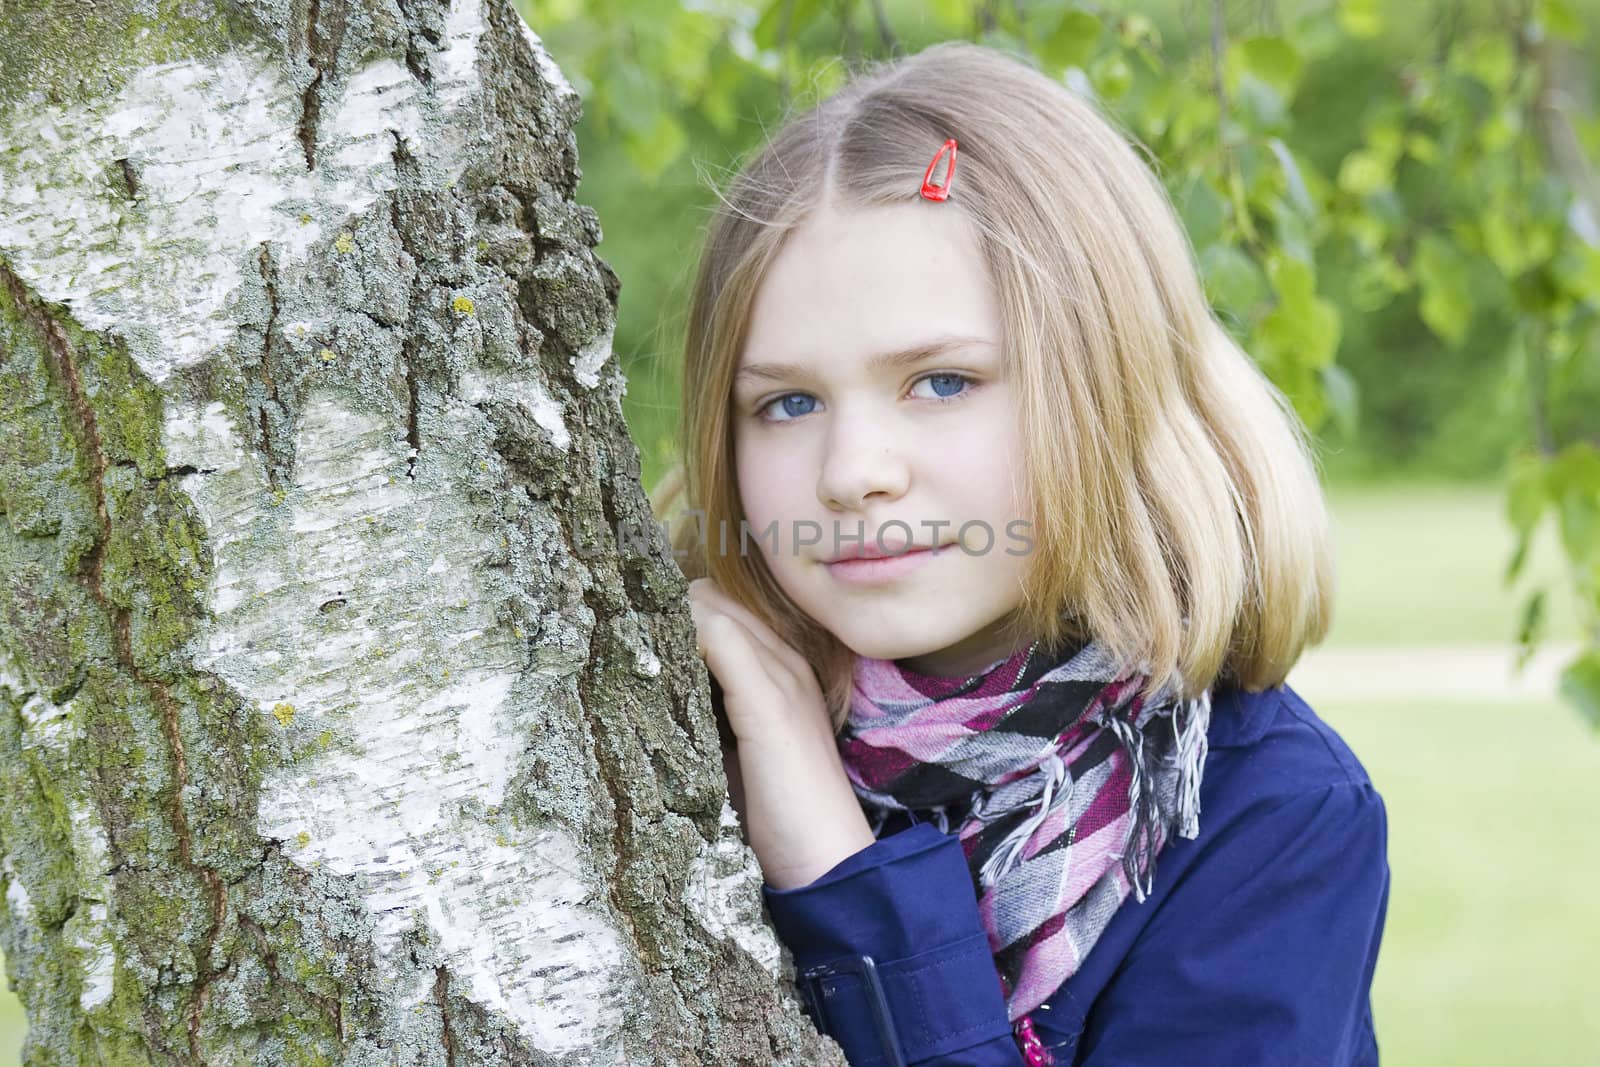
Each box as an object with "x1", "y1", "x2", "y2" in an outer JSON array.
[
  {"x1": 688, "y1": 578, "x2": 875, "y2": 889},
  {"x1": 687, "y1": 577, "x2": 828, "y2": 746}
]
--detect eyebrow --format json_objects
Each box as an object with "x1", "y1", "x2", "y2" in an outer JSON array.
[{"x1": 734, "y1": 334, "x2": 994, "y2": 386}]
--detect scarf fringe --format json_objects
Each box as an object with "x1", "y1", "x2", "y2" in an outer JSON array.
[
  {"x1": 977, "y1": 752, "x2": 1070, "y2": 890},
  {"x1": 1172, "y1": 689, "x2": 1211, "y2": 841},
  {"x1": 1105, "y1": 687, "x2": 1212, "y2": 901},
  {"x1": 1104, "y1": 711, "x2": 1161, "y2": 901},
  {"x1": 938, "y1": 684, "x2": 1213, "y2": 902}
]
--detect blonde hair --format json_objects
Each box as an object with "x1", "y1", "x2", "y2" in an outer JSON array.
[{"x1": 650, "y1": 40, "x2": 1335, "y2": 732}]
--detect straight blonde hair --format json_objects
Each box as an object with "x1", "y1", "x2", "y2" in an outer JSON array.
[{"x1": 650, "y1": 40, "x2": 1335, "y2": 732}]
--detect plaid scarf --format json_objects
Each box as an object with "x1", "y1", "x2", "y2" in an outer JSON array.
[{"x1": 838, "y1": 635, "x2": 1211, "y2": 1027}]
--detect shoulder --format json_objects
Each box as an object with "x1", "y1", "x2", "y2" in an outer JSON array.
[
  {"x1": 1167, "y1": 677, "x2": 1390, "y2": 892},
  {"x1": 1031, "y1": 680, "x2": 1392, "y2": 1059},
  {"x1": 1132, "y1": 681, "x2": 1391, "y2": 992},
  {"x1": 1204, "y1": 678, "x2": 1376, "y2": 797}
]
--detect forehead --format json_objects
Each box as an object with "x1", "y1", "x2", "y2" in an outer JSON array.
[{"x1": 739, "y1": 201, "x2": 1002, "y2": 369}]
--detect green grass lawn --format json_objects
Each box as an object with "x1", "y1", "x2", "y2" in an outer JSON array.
[
  {"x1": 1314, "y1": 694, "x2": 1600, "y2": 1066},
  {"x1": 2, "y1": 482, "x2": 1594, "y2": 1062},
  {"x1": 1323, "y1": 481, "x2": 1584, "y2": 647}
]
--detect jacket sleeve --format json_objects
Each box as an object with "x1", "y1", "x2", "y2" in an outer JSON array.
[
  {"x1": 761, "y1": 821, "x2": 1026, "y2": 1066},
  {"x1": 1073, "y1": 781, "x2": 1391, "y2": 1066}
]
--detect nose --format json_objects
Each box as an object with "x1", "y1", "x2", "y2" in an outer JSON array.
[{"x1": 815, "y1": 413, "x2": 911, "y2": 514}]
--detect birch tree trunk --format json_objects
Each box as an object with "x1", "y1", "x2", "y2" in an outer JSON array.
[{"x1": 0, "y1": 1, "x2": 842, "y2": 1063}]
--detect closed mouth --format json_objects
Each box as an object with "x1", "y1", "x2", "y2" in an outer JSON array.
[{"x1": 826, "y1": 544, "x2": 942, "y2": 564}]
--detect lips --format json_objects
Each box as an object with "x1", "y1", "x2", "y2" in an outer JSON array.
[
  {"x1": 825, "y1": 543, "x2": 941, "y2": 563},
  {"x1": 823, "y1": 543, "x2": 944, "y2": 586}
]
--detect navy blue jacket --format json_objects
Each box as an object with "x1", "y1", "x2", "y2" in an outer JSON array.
[{"x1": 761, "y1": 682, "x2": 1390, "y2": 1065}]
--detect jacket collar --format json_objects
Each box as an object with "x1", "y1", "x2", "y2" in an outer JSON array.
[{"x1": 1204, "y1": 680, "x2": 1280, "y2": 750}]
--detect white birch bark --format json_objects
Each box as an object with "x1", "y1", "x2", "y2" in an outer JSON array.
[{"x1": 0, "y1": 1, "x2": 844, "y2": 1062}]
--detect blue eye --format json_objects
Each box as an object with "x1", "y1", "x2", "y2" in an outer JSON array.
[
  {"x1": 772, "y1": 394, "x2": 818, "y2": 419},
  {"x1": 755, "y1": 372, "x2": 977, "y2": 423},
  {"x1": 913, "y1": 373, "x2": 971, "y2": 400}
]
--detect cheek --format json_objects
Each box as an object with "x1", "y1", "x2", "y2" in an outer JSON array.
[
  {"x1": 733, "y1": 436, "x2": 799, "y2": 531},
  {"x1": 734, "y1": 444, "x2": 817, "y2": 577},
  {"x1": 941, "y1": 425, "x2": 1026, "y2": 516}
]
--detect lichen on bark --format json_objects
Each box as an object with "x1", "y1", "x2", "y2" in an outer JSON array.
[{"x1": 1, "y1": 0, "x2": 845, "y2": 1063}]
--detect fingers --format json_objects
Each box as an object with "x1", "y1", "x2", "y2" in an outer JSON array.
[
  {"x1": 690, "y1": 587, "x2": 774, "y2": 686},
  {"x1": 700, "y1": 613, "x2": 776, "y2": 690},
  {"x1": 689, "y1": 578, "x2": 809, "y2": 678},
  {"x1": 689, "y1": 578, "x2": 835, "y2": 748},
  {"x1": 694, "y1": 613, "x2": 785, "y2": 746}
]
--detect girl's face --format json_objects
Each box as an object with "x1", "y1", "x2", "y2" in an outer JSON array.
[{"x1": 732, "y1": 201, "x2": 1034, "y2": 678}]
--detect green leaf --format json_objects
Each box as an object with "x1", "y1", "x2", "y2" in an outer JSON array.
[
  {"x1": 661, "y1": 8, "x2": 716, "y2": 91},
  {"x1": 1507, "y1": 452, "x2": 1550, "y2": 536},
  {"x1": 701, "y1": 88, "x2": 737, "y2": 138},
  {"x1": 1404, "y1": 133, "x2": 1439, "y2": 163},
  {"x1": 1234, "y1": 72, "x2": 1289, "y2": 130},
  {"x1": 1415, "y1": 233, "x2": 1474, "y2": 347},
  {"x1": 700, "y1": 57, "x2": 742, "y2": 137},
  {"x1": 1270, "y1": 195, "x2": 1316, "y2": 266},
  {"x1": 1557, "y1": 483, "x2": 1600, "y2": 565},
  {"x1": 800, "y1": 54, "x2": 849, "y2": 101},
  {"x1": 1176, "y1": 174, "x2": 1226, "y2": 250},
  {"x1": 610, "y1": 63, "x2": 661, "y2": 137},
  {"x1": 1349, "y1": 254, "x2": 1408, "y2": 311},
  {"x1": 751, "y1": 0, "x2": 785, "y2": 50},
  {"x1": 1455, "y1": 35, "x2": 1516, "y2": 93},
  {"x1": 1506, "y1": 529, "x2": 1534, "y2": 585},
  {"x1": 1169, "y1": 90, "x2": 1216, "y2": 149},
  {"x1": 1235, "y1": 140, "x2": 1272, "y2": 197},
  {"x1": 1236, "y1": 36, "x2": 1302, "y2": 98},
  {"x1": 1260, "y1": 255, "x2": 1342, "y2": 370},
  {"x1": 1528, "y1": 175, "x2": 1572, "y2": 227},
  {"x1": 1539, "y1": 0, "x2": 1586, "y2": 41},
  {"x1": 1551, "y1": 241, "x2": 1600, "y2": 304},
  {"x1": 1337, "y1": 150, "x2": 1391, "y2": 196},
  {"x1": 1482, "y1": 211, "x2": 1536, "y2": 277},
  {"x1": 1294, "y1": 5, "x2": 1347, "y2": 59},
  {"x1": 1267, "y1": 139, "x2": 1314, "y2": 215},
  {"x1": 1337, "y1": 0, "x2": 1383, "y2": 38},
  {"x1": 1117, "y1": 13, "x2": 1158, "y2": 48},
  {"x1": 1040, "y1": 8, "x2": 1102, "y2": 71},
  {"x1": 1550, "y1": 443, "x2": 1600, "y2": 557},
  {"x1": 1482, "y1": 213, "x2": 1558, "y2": 286},
  {"x1": 1200, "y1": 244, "x2": 1270, "y2": 311},
  {"x1": 1091, "y1": 51, "x2": 1132, "y2": 98},
  {"x1": 1558, "y1": 650, "x2": 1600, "y2": 730},
  {"x1": 1477, "y1": 107, "x2": 1520, "y2": 153},
  {"x1": 623, "y1": 111, "x2": 687, "y2": 181},
  {"x1": 1512, "y1": 264, "x2": 1567, "y2": 317},
  {"x1": 1268, "y1": 252, "x2": 1315, "y2": 304},
  {"x1": 925, "y1": 0, "x2": 970, "y2": 28},
  {"x1": 751, "y1": 0, "x2": 824, "y2": 50},
  {"x1": 1319, "y1": 362, "x2": 1360, "y2": 440},
  {"x1": 1515, "y1": 588, "x2": 1547, "y2": 649}
]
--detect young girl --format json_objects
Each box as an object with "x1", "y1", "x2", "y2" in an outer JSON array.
[{"x1": 652, "y1": 39, "x2": 1389, "y2": 1066}]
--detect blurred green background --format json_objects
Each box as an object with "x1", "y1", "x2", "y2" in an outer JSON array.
[
  {"x1": 524, "y1": 0, "x2": 1600, "y2": 713},
  {"x1": 6, "y1": 0, "x2": 1600, "y2": 1061}
]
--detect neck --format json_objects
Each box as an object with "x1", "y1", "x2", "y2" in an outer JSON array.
[{"x1": 894, "y1": 634, "x2": 1035, "y2": 679}]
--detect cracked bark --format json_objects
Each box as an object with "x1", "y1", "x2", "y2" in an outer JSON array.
[{"x1": 0, "y1": 0, "x2": 846, "y2": 1063}]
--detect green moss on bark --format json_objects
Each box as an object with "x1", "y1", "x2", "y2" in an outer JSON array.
[{"x1": 0, "y1": 0, "x2": 260, "y2": 109}]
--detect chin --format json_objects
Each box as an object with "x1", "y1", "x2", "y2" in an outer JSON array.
[
  {"x1": 817, "y1": 618, "x2": 964, "y2": 664},
  {"x1": 773, "y1": 567, "x2": 977, "y2": 659}
]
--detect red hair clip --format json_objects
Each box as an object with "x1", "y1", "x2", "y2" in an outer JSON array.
[{"x1": 920, "y1": 138, "x2": 959, "y2": 201}]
